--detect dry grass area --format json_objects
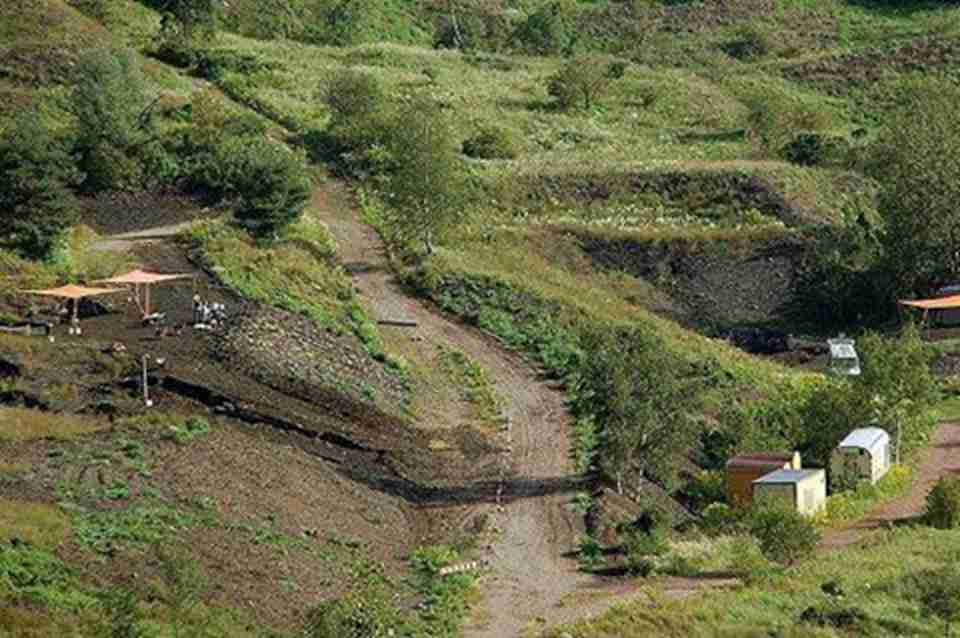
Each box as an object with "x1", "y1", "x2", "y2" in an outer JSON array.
[
  {"x1": 0, "y1": 407, "x2": 106, "y2": 442},
  {"x1": 0, "y1": 498, "x2": 71, "y2": 550}
]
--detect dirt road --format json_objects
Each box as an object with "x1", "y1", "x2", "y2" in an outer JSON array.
[
  {"x1": 312, "y1": 186, "x2": 597, "y2": 637},
  {"x1": 820, "y1": 423, "x2": 960, "y2": 550}
]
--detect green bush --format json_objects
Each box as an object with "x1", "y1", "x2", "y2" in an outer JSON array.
[
  {"x1": 722, "y1": 25, "x2": 773, "y2": 61},
  {"x1": 462, "y1": 125, "x2": 519, "y2": 159},
  {"x1": 927, "y1": 476, "x2": 960, "y2": 529},
  {"x1": 781, "y1": 132, "x2": 850, "y2": 167},
  {"x1": 700, "y1": 503, "x2": 744, "y2": 537},
  {"x1": 904, "y1": 566, "x2": 960, "y2": 638},
  {"x1": 305, "y1": 587, "x2": 401, "y2": 638},
  {"x1": 0, "y1": 112, "x2": 80, "y2": 260},
  {"x1": 228, "y1": 140, "x2": 312, "y2": 238},
  {"x1": 315, "y1": 69, "x2": 396, "y2": 178},
  {"x1": 70, "y1": 48, "x2": 154, "y2": 193},
  {"x1": 748, "y1": 505, "x2": 820, "y2": 565},
  {"x1": 683, "y1": 470, "x2": 727, "y2": 513},
  {"x1": 621, "y1": 525, "x2": 669, "y2": 577},
  {"x1": 513, "y1": 0, "x2": 579, "y2": 55},
  {"x1": 547, "y1": 56, "x2": 620, "y2": 110}
]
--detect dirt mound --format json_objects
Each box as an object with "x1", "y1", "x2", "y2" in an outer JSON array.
[
  {"x1": 216, "y1": 306, "x2": 408, "y2": 414},
  {"x1": 576, "y1": 230, "x2": 809, "y2": 333}
]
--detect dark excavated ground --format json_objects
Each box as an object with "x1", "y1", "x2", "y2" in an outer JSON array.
[
  {"x1": 575, "y1": 230, "x2": 810, "y2": 335},
  {"x1": 69, "y1": 242, "x2": 505, "y2": 495}
]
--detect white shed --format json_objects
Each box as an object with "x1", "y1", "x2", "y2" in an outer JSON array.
[
  {"x1": 831, "y1": 427, "x2": 891, "y2": 486},
  {"x1": 752, "y1": 469, "x2": 827, "y2": 516}
]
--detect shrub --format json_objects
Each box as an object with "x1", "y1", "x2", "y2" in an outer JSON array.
[
  {"x1": 462, "y1": 125, "x2": 519, "y2": 159},
  {"x1": 434, "y1": 11, "x2": 487, "y2": 51},
  {"x1": 321, "y1": 69, "x2": 388, "y2": 122},
  {"x1": 742, "y1": 87, "x2": 834, "y2": 159},
  {"x1": 227, "y1": 140, "x2": 312, "y2": 239},
  {"x1": 513, "y1": 0, "x2": 579, "y2": 55},
  {"x1": 748, "y1": 505, "x2": 820, "y2": 565},
  {"x1": 781, "y1": 132, "x2": 850, "y2": 166},
  {"x1": 700, "y1": 503, "x2": 744, "y2": 537},
  {"x1": 70, "y1": 48, "x2": 154, "y2": 193},
  {"x1": 317, "y1": 0, "x2": 378, "y2": 46},
  {"x1": 927, "y1": 476, "x2": 960, "y2": 529},
  {"x1": 547, "y1": 56, "x2": 620, "y2": 110},
  {"x1": 576, "y1": 534, "x2": 604, "y2": 572},
  {"x1": 683, "y1": 470, "x2": 726, "y2": 513},
  {"x1": 621, "y1": 525, "x2": 669, "y2": 577},
  {"x1": 722, "y1": 25, "x2": 773, "y2": 61},
  {"x1": 305, "y1": 586, "x2": 402, "y2": 638},
  {"x1": 905, "y1": 566, "x2": 960, "y2": 638},
  {"x1": 315, "y1": 70, "x2": 395, "y2": 177},
  {"x1": 0, "y1": 112, "x2": 80, "y2": 260}
]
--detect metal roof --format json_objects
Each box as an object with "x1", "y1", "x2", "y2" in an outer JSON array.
[
  {"x1": 828, "y1": 341, "x2": 858, "y2": 360},
  {"x1": 726, "y1": 453, "x2": 794, "y2": 470},
  {"x1": 753, "y1": 469, "x2": 824, "y2": 484},
  {"x1": 838, "y1": 427, "x2": 889, "y2": 451}
]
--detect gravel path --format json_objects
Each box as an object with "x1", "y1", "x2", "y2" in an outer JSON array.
[
  {"x1": 312, "y1": 185, "x2": 596, "y2": 637},
  {"x1": 91, "y1": 221, "x2": 197, "y2": 252},
  {"x1": 820, "y1": 423, "x2": 960, "y2": 550}
]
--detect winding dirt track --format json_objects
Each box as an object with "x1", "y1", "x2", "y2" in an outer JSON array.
[
  {"x1": 820, "y1": 423, "x2": 960, "y2": 550},
  {"x1": 312, "y1": 186, "x2": 598, "y2": 637}
]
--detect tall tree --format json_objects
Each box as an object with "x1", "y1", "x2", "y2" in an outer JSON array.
[
  {"x1": 380, "y1": 97, "x2": 466, "y2": 256},
  {"x1": 869, "y1": 78, "x2": 960, "y2": 296},
  {"x1": 70, "y1": 48, "x2": 154, "y2": 192},
  {"x1": 0, "y1": 112, "x2": 80, "y2": 259},
  {"x1": 574, "y1": 326, "x2": 699, "y2": 493}
]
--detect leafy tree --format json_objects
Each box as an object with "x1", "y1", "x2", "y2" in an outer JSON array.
[
  {"x1": 156, "y1": 0, "x2": 220, "y2": 46},
  {"x1": 748, "y1": 505, "x2": 820, "y2": 565},
  {"x1": 573, "y1": 325, "x2": 699, "y2": 493},
  {"x1": 70, "y1": 48, "x2": 155, "y2": 192},
  {"x1": 927, "y1": 476, "x2": 960, "y2": 529},
  {"x1": 547, "y1": 56, "x2": 622, "y2": 110},
  {"x1": 379, "y1": 98, "x2": 467, "y2": 256},
  {"x1": 513, "y1": 0, "x2": 579, "y2": 55},
  {"x1": 321, "y1": 0, "x2": 377, "y2": 47},
  {"x1": 868, "y1": 78, "x2": 960, "y2": 297},
  {"x1": 857, "y1": 325, "x2": 938, "y2": 463},
  {"x1": 0, "y1": 112, "x2": 80, "y2": 259},
  {"x1": 315, "y1": 69, "x2": 394, "y2": 177},
  {"x1": 212, "y1": 137, "x2": 312, "y2": 238}
]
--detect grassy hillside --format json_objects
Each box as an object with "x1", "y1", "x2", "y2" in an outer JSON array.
[{"x1": 4, "y1": 0, "x2": 960, "y2": 636}]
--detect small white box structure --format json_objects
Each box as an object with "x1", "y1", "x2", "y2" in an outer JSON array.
[
  {"x1": 831, "y1": 427, "x2": 891, "y2": 486},
  {"x1": 752, "y1": 469, "x2": 827, "y2": 516},
  {"x1": 827, "y1": 336, "x2": 861, "y2": 377}
]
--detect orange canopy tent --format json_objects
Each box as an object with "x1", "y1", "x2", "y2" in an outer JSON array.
[
  {"x1": 20, "y1": 284, "x2": 126, "y2": 334},
  {"x1": 93, "y1": 269, "x2": 193, "y2": 317},
  {"x1": 899, "y1": 295, "x2": 960, "y2": 310}
]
